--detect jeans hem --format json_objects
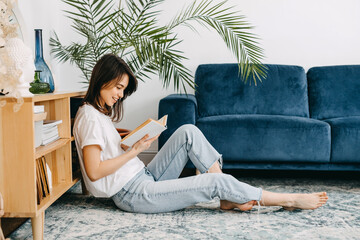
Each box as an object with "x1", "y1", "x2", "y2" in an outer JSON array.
[{"x1": 202, "y1": 153, "x2": 223, "y2": 173}]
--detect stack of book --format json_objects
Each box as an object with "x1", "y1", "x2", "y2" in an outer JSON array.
[
  {"x1": 42, "y1": 120, "x2": 62, "y2": 145},
  {"x1": 36, "y1": 156, "x2": 52, "y2": 204},
  {"x1": 34, "y1": 105, "x2": 45, "y2": 114},
  {"x1": 34, "y1": 105, "x2": 45, "y2": 148}
]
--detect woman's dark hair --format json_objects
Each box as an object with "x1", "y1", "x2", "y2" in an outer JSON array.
[{"x1": 83, "y1": 53, "x2": 138, "y2": 122}]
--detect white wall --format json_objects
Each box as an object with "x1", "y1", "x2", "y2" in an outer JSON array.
[{"x1": 16, "y1": 0, "x2": 360, "y2": 151}]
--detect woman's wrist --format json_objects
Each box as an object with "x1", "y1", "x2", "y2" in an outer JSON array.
[{"x1": 127, "y1": 147, "x2": 140, "y2": 158}]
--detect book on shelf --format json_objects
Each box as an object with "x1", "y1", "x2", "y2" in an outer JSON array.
[
  {"x1": 41, "y1": 157, "x2": 50, "y2": 195},
  {"x1": 34, "y1": 105, "x2": 45, "y2": 114},
  {"x1": 36, "y1": 156, "x2": 52, "y2": 204},
  {"x1": 34, "y1": 106, "x2": 46, "y2": 148},
  {"x1": 121, "y1": 115, "x2": 168, "y2": 147},
  {"x1": 41, "y1": 119, "x2": 62, "y2": 146},
  {"x1": 42, "y1": 126, "x2": 59, "y2": 140},
  {"x1": 35, "y1": 159, "x2": 43, "y2": 204},
  {"x1": 40, "y1": 157, "x2": 49, "y2": 196},
  {"x1": 46, "y1": 162, "x2": 53, "y2": 192},
  {"x1": 36, "y1": 160, "x2": 44, "y2": 200},
  {"x1": 42, "y1": 135, "x2": 60, "y2": 146},
  {"x1": 34, "y1": 121, "x2": 43, "y2": 148}
]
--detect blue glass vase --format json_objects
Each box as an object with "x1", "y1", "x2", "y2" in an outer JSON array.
[{"x1": 34, "y1": 29, "x2": 55, "y2": 93}]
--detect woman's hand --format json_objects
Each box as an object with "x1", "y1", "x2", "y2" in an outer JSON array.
[
  {"x1": 121, "y1": 144, "x2": 130, "y2": 151},
  {"x1": 132, "y1": 134, "x2": 159, "y2": 153}
]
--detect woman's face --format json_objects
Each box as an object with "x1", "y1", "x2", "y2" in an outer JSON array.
[{"x1": 99, "y1": 74, "x2": 129, "y2": 107}]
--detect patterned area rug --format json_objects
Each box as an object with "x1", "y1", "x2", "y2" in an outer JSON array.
[{"x1": 9, "y1": 174, "x2": 360, "y2": 239}]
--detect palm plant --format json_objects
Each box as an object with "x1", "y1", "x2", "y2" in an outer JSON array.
[{"x1": 50, "y1": 0, "x2": 267, "y2": 92}]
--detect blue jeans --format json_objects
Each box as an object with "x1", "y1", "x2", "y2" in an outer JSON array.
[{"x1": 112, "y1": 124, "x2": 262, "y2": 213}]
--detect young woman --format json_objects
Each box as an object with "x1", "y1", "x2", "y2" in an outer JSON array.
[{"x1": 73, "y1": 54, "x2": 328, "y2": 213}]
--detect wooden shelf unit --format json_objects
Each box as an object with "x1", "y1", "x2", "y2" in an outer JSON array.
[{"x1": 0, "y1": 91, "x2": 85, "y2": 239}]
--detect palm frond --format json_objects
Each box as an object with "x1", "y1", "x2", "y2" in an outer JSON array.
[
  {"x1": 50, "y1": 32, "x2": 94, "y2": 81},
  {"x1": 51, "y1": 0, "x2": 117, "y2": 81},
  {"x1": 121, "y1": 32, "x2": 194, "y2": 92},
  {"x1": 157, "y1": 40, "x2": 194, "y2": 92},
  {"x1": 167, "y1": 0, "x2": 268, "y2": 85},
  {"x1": 51, "y1": 0, "x2": 267, "y2": 91}
]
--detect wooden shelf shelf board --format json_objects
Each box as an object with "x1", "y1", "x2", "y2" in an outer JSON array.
[
  {"x1": 33, "y1": 112, "x2": 47, "y2": 122},
  {"x1": 35, "y1": 138, "x2": 70, "y2": 159}
]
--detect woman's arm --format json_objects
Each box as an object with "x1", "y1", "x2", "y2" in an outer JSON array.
[{"x1": 83, "y1": 134, "x2": 158, "y2": 181}]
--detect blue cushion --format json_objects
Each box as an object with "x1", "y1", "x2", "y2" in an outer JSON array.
[
  {"x1": 307, "y1": 65, "x2": 360, "y2": 120},
  {"x1": 196, "y1": 115, "x2": 330, "y2": 163},
  {"x1": 325, "y1": 116, "x2": 360, "y2": 163},
  {"x1": 195, "y1": 64, "x2": 309, "y2": 118}
]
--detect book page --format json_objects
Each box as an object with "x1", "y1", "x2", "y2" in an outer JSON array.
[
  {"x1": 157, "y1": 115, "x2": 168, "y2": 126},
  {"x1": 121, "y1": 117, "x2": 167, "y2": 147}
]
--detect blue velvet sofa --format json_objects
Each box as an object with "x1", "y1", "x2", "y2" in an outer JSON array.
[{"x1": 158, "y1": 64, "x2": 360, "y2": 171}]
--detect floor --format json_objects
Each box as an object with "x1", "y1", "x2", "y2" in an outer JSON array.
[{"x1": 7, "y1": 170, "x2": 360, "y2": 240}]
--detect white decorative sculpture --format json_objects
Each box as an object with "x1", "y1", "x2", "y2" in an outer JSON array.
[
  {"x1": 0, "y1": 0, "x2": 34, "y2": 112},
  {"x1": 5, "y1": 37, "x2": 35, "y2": 96}
]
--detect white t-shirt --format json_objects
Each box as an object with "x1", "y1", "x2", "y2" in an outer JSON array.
[{"x1": 73, "y1": 104, "x2": 144, "y2": 197}]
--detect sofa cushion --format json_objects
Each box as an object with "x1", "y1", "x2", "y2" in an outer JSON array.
[
  {"x1": 196, "y1": 114, "x2": 330, "y2": 163},
  {"x1": 307, "y1": 65, "x2": 360, "y2": 120},
  {"x1": 325, "y1": 116, "x2": 360, "y2": 163},
  {"x1": 195, "y1": 64, "x2": 309, "y2": 118}
]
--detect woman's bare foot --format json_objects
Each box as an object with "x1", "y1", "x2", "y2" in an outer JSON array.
[
  {"x1": 220, "y1": 200, "x2": 257, "y2": 211},
  {"x1": 282, "y1": 192, "x2": 328, "y2": 210},
  {"x1": 260, "y1": 190, "x2": 328, "y2": 210}
]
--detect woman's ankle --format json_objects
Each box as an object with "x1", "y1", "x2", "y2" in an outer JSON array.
[
  {"x1": 260, "y1": 191, "x2": 294, "y2": 207},
  {"x1": 208, "y1": 161, "x2": 222, "y2": 173}
]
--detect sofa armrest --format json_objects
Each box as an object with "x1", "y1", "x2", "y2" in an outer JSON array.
[{"x1": 158, "y1": 94, "x2": 197, "y2": 149}]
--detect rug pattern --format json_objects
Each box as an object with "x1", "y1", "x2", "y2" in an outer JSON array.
[{"x1": 9, "y1": 177, "x2": 360, "y2": 239}]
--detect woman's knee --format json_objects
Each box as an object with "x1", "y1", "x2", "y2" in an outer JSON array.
[
  {"x1": 178, "y1": 124, "x2": 198, "y2": 132},
  {"x1": 176, "y1": 124, "x2": 201, "y2": 139}
]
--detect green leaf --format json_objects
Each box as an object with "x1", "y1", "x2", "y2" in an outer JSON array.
[{"x1": 51, "y1": 0, "x2": 267, "y2": 92}]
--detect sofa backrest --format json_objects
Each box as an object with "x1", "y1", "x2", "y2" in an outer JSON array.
[
  {"x1": 307, "y1": 65, "x2": 360, "y2": 120},
  {"x1": 195, "y1": 64, "x2": 309, "y2": 118}
]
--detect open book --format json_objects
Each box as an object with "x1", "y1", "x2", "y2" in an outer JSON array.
[{"x1": 121, "y1": 115, "x2": 168, "y2": 146}]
